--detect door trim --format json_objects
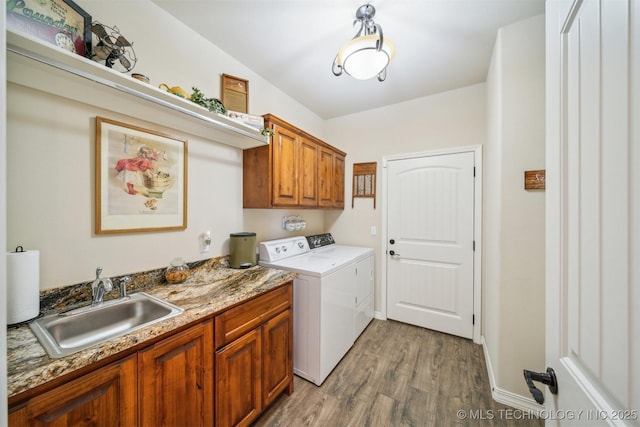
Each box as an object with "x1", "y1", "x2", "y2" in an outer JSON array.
[{"x1": 381, "y1": 144, "x2": 483, "y2": 344}]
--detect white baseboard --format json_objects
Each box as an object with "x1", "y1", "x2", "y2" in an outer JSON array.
[{"x1": 481, "y1": 336, "x2": 545, "y2": 415}]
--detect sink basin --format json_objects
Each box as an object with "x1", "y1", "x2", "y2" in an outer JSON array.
[{"x1": 29, "y1": 292, "x2": 184, "y2": 358}]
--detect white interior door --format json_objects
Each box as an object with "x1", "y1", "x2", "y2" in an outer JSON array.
[
  {"x1": 544, "y1": 0, "x2": 639, "y2": 423},
  {"x1": 386, "y1": 151, "x2": 475, "y2": 339}
]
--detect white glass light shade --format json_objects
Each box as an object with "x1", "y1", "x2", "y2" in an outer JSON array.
[{"x1": 337, "y1": 35, "x2": 396, "y2": 80}]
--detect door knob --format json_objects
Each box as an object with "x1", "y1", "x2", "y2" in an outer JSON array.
[
  {"x1": 523, "y1": 367, "x2": 558, "y2": 404},
  {"x1": 389, "y1": 250, "x2": 400, "y2": 256}
]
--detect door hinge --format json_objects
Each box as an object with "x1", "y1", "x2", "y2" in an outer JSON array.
[
  {"x1": 473, "y1": 314, "x2": 475, "y2": 325},
  {"x1": 473, "y1": 241, "x2": 475, "y2": 251},
  {"x1": 473, "y1": 166, "x2": 476, "y2": 177}
]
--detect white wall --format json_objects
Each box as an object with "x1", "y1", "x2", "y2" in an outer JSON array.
[
  {"x1": 325, "y1": 83, "x2": 487, "y2": 312},
  {"x1": 6, "y1": 0, "x2": 325, "y2": 289},
  {"x1": 483, "y1": 14, "x2": 545, "y2": 402}
]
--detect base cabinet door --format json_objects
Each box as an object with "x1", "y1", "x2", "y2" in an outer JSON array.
[
  {"x1": 9, "y1": 355, "x2": 137, "y2": 427},
  {"x1": 215, "y1": 329, "x2": 262, "y2": 427},
  {"x1": 262, "y1": 309, "x2": 294, "y2": 408},
  {"x1": 139, "y1": 320, "x2": 214, "y2": 427}
]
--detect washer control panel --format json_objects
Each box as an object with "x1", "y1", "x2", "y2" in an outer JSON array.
[
  {"x1": 306, "y1": 233, "x2": 335, "y2": 249},
  {"x1": 259, "y1": 237, "x2": 310, "y2": 262}
]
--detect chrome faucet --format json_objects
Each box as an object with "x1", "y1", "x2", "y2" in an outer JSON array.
[{"x1": 91, "y1": 267, "x2": 113, "y2": 306}]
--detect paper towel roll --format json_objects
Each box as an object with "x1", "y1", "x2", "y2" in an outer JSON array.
[{"x1": 7, "y1": 248, "x2": 40, "y2": 325}]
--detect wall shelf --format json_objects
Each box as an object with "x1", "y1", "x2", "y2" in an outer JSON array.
[{"x1": 6, "y1": 30, "x2": 268, "y2": 150}]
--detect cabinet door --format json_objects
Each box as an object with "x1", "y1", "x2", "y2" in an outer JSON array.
[
  {"x1": 216, "y1": 329, "x2": 262, "y2": 427},
  {"x1": 318, "y1": 146, "x2": 335, "y2": 207},
  {"x1": 299, "y1": 137, "x2": 318, "y2": 207},
  {"x1": 139, "y1": 320, "x2": 214, "y2": 427},
  {"x1": 262, "y1": 309, "x2": 294, "y2": 408},
  {"x1": 333, "y1": 153, "x2": 346, "y2": 208},
  {"x1": 272, "y1": 125, "x2": 299, "y2": 206},
  {"x1": 9, "y1": 355, "x2": 137, "y2": 427}
]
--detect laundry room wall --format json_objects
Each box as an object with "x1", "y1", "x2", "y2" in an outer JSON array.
[{"x1": 484, "y1": 14, "x2": 545, "y2": 405}]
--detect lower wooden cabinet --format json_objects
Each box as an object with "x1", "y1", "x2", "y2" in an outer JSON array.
[
  {"x1": 214, "y1": 284, "x2": 294, "y2": 427},
  {"x1": 215, "y1": 328, "x2": 262, "y2": 427},
  {"x1": 262, "y1": 309, "x2": 294, "y2": 407},
  {"x1": 9, "y1": 355, "x2": 137, "y2": 426},
  {"x1": 8, "y1": 283, "x2": 293, "y2": 427},
  {"x1": 139, "y1": 320, "x2": 214, "y2": 427}
]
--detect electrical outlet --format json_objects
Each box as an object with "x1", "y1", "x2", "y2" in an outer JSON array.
[{"x1": 200, "y1": 231, "x2": 211, "y2": 253}]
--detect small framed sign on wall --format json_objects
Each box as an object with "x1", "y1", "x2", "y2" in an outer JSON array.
[
  {"x1": 352, "y1": 162, "x2": 377, "y2": 208},
  {"x1": 524, "y1": 169, "x2": 545, "y2": 190}
]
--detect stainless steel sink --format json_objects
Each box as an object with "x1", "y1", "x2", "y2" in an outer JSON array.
[{"x1": 29, "y1": 293, "x2": 183, "y2": 358}]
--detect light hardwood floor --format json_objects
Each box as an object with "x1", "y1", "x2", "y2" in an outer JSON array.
[{"x1": 254, "y1": 319, "x2": 543, "y2": 426}]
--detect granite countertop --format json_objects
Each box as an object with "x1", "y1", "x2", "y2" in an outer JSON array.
[{"x1": 7, "y1": 262, "x2": 296, "y2": 399}]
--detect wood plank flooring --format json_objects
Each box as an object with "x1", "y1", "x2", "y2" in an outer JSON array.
[{"x1": 254, "y1": 319, "x2": 543, "y2": 426}]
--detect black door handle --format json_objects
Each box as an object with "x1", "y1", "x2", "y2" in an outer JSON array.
[
  {"x1": 389, "y1": 239, "x2": 395, "y2": 244},
  {"x1": 523, "y1": 367, "x2": 558, "y2": 404}
]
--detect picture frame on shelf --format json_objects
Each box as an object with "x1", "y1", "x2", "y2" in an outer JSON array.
[
  {"x1": 221, "y1": 73, "x2": 249, "y2": 113},
  {"x1": 95, "y1": 117, "x2": 188, "y2": 234},
  {"x1": 6, "y1": 0, "x2": 92, "y2": 58}
]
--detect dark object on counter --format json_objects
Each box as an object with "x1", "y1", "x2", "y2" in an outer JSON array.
[{"x1": 230, "y1": 232, "x2": 257, "y2": 269}]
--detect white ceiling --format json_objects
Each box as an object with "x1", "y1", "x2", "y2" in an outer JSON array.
[{"x1": 151, "y1": 0, "x2": 545, "y2": 119}]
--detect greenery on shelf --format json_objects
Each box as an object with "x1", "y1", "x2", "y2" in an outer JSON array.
[
  {"x1": 261, "y1": 128, "x2": 274, "y2": 138},
  {"x1": 190, "y1": 87, "x2": 226, "y2": 115}
]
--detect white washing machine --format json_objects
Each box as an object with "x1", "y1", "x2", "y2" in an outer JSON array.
[{"x1": 259, "y1": 233, "x2": 374, "y2": 386}]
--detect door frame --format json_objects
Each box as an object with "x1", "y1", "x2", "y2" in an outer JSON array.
[{"x1": 381, "y1": 144, "x2": 483, "y2": 344}]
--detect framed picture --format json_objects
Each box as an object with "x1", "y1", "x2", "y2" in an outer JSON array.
[
  {"x1": 95, "y1": 117, "x2": 188, "y2": 234},
  {"x1": 221, "y1": 73, "x2": 249, "y2": 113},
  {"x1": 352, "y1": 162, "x2": 377, "y2": 208},
  {"x1": 6, "y1": 0, "x2": 92, "y2": 58}
]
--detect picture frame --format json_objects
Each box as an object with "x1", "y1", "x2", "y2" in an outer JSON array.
[
  {"x1": 221, "y1": 73, "x2": 249, "y2": 113},
  {"x1": 352, "y1": 162, "x2": 377, "y2": 208},
  {"x1": 524, "y1": 169, "x2": 546, "y2": 190},
  {"x1": 6, "y1": 0, "x2": 92, "y2": 58},
  {"x1": 95, "y1": 117, "x2": 188, "y2": 234}
]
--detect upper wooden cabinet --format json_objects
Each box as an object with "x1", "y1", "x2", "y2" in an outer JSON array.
[
  {"x1": 243, "y1": 114, "x2": 346, "y2": 209},
  {"x1": 318, "y1": 145, "x2": 345, "y2": 209}
]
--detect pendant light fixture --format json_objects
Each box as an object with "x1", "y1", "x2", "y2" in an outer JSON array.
[{"x1": 332, "y1": 4, "x2": 395, "y2": 82}]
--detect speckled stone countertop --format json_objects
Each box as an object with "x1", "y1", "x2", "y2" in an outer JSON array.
[{"x1": 7, "y1": 258, "x2": 296, "y2": 399}]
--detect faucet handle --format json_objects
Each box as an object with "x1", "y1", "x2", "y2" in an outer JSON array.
[
  {"x1": 96, "y1": 267, "x2": 103, "y2": 279},
  {"x1": 103, "y1": 278, "x2": 113, "y2": 292},
  {"x1": 120, "y1": 276, "x2": 131, "y2": 298}
]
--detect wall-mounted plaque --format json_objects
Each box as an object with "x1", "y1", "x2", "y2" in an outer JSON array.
[
  {"x1": 221, "y1": 73, "x2": 248, "y2": 113},
  {"x1": 524, "y1": 169, "x2": 545, "y2": 190},
  {"x1": 352, "y1": 162, "x2": 377, "y2": 208}
]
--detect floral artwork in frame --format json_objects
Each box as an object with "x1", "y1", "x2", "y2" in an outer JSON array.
[{"x1": 95, "y1": 117, "x2": 187, "y2": 234}]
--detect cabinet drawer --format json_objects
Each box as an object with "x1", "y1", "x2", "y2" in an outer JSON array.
[{"x1": 215, "y1": 283, "x2": 292, "y2": 348}]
